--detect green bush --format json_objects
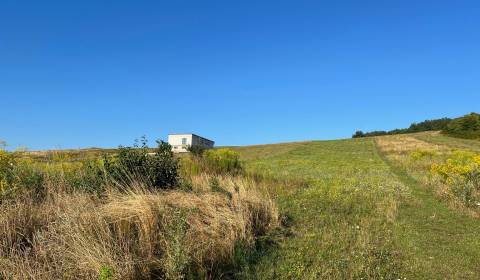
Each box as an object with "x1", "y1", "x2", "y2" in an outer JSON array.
[
  {"x1": 187, "y1": 145, "x2": 206, "y2": 157},
  {"x1": 62, "y1": 159, "x2": 106, "y2": 195},
  {"x1": 352, "y1": 131, "x2": 365, "y2": 138},
  {"x1": 14, "y1": 163, "x2": 45, "y2": 201},
  {"x1": 0, "y1": 151, "x2": 45, "y2": 201},
  {"x1": 104, "y1": 137, "x2": 179, "y2": 189},
  {"x1": 0, "y1": 150, "x2": 17, "y2": 199}
]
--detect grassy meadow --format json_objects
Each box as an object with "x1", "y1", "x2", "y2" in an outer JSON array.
[
  {"x1": 233, "y1": 139, "x2": 408, "y2": 279},
  {"x1": 232, "y1": 132, "x2": 480, "y2": 279},
  {"x1": 2, "y1": 131, "x2": 480, "y2": 279}
]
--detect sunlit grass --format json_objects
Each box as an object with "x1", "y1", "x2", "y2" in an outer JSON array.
[
  {"x1": 233, "y1": 135, "x2": 480, "y2": 279},
  {"x1": 4, "y1": 133, "x2": 480, "y2": 279},
  {"x1": 233, "y1": 139, "x2": 408, "y2": 279},
  {"x1": 375, "y1": 133, "x2": 480, "y2": 278}
]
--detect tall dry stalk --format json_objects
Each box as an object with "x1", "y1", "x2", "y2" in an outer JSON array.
[{"x1": 0, "y1": 173, "x2": 278, "y2": 279}]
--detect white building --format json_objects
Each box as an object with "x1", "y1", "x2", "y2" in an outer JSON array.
[{"x1": 168, "y1": 133, "x2": 215, "y2": 153}]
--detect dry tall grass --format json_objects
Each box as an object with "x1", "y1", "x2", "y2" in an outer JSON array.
[
  {"x1": 375, "y1": 134, "x2": 480, "y2": 217},
  {"x1": 375, "y1": 134, "x2": 449, "y2": 157},
  {"x1": 0, "y1": 174, "x2": 278, "y2": 279}
]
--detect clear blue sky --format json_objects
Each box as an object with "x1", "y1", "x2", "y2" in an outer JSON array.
[{"x1": 1, "y1": 0, "x2": 479, "y2": 150}]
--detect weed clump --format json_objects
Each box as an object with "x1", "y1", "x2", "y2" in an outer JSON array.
[
  {"x1": 410, "y1": 149, "x2": 436, "y2": 161},
  {"x1": 431, "y1": 151, "x2": 480, "y2": 207},
  {"x1": 182, "y1": 148, "x2": 243, "y2": 177},
  {"x1": 0, "y1": 150, "x2": 17, "y2": 199}
]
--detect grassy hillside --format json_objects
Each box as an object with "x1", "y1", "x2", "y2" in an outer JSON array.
[
  {"x1": 234, "y1": 139, "x2": 406, "y2": 279},
  {"x1": 414, "y1": 131, "x2": 480, "y2": 152},
  {"x1": 2, "y1": 132, "x2": 480, "y2": 279},
  {"x1": 233, "y1": 132, "x2": 480, "y2": 279}
]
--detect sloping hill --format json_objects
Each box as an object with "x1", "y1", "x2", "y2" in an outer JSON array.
[{"x1": 232, "y1": 132, "x2": 480, "y2": 279}]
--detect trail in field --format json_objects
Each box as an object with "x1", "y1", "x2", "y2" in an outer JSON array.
[
  {"x1": 237, "y1": 139, "x2": 407, "y2": 279},
  {"x1": 236, "y1": 137, "x2": 480, "y2": 279},
  {"x1": 412, "y1": 131, "x2": 480, "y2": 152},
  {"x1": 375, "y1": 138, "x2": 480, "y2": 279}
]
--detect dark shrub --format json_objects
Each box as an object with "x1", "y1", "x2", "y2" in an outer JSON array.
[
  {"x1": 187, "y1": 145, "x2": 206, "y2": 157},
  {"x1": 14, "y1": 163, "x2": 45, "y2": 201},
  {"x1": 1, "y1": 151, "x2": 46, "y2": 202},
  {"x1": 104, "y1": 137, "x2": 179, "y2": 189},
  {"x1": 0, "y1": 150, "x2": 17, "y2": 200},
  {"x1": 352, "y1": 131, "x2": 365, "y2": 138},
  {"x1": 63, "y1": 160, "x2": 106, "y2": 195}
]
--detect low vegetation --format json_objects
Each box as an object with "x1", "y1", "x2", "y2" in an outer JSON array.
[
  {"x1": 232, "y1": 133, "x2": 480, "y2": 279},
  {"x1": 2, "y1": 130, "x2": 480, "y2": 279},
  {"x1": 104, "y1": 137, "x2": 179, "y2": 190},
  {"x1": 431, "y1": 151, "x2": 480, "y2": 208},
  {"x1": 232, "y1": 140, "x2": 409, "y2": 279},
  {"x1": 0, "y1": 140, "x2": 279, "y2": 279},
  {"x1": 182, "y1": 148, "x2": 243, "y2": 177},
  {"x1": 376, "y1": 133, "x2": 480, "y2": 216},
  {"x1": 374, "y1": 133, "x2": 480, "y2": 278}
]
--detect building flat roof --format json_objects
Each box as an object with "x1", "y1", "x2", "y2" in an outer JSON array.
[{"x1": 168, "y1": 133, "x2": 214, "y2": 143}]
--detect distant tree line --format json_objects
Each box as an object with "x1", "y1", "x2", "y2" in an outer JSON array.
[
  {"x1": 352, "y1": 117, "x2": 452, "y2": 138},
  {"x1": 352, "y1": 113, "x2": 480, "y2": 140},
  {"x1": 443, "y1": 113, "x2": 480, "y2": 139}
]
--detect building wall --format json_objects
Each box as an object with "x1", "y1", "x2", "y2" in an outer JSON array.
[
  {"x1": 191, "y1": 135, "x2": 215, "y2": 149},
  {"x1": 168, "y1": 134, "x2": 192, "y2": 153},
  {"x1": 168, "y1": 134, "x2": 214, "y2": 153}
]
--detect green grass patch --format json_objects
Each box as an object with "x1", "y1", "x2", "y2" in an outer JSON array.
[
  {"x1": 233, "y1": 135, "x2": 480, "y2": 279},
  {"x1": 233, "y1": 138, "x2": 407, "y2": 279}
]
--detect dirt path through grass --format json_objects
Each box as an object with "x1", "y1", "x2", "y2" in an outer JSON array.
[
  {"x1": 412, "y1": 131, "x2": 480, "y2": 152},
  {"x1": 376, "y1": 139, "x2": 480, "y2": 279},
  {"x1": 236, "y1": 137, "x2": 480, "y2": 279},
  {"x1": 236, "y1": 139, "x2": 407, "y2": 279}
]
